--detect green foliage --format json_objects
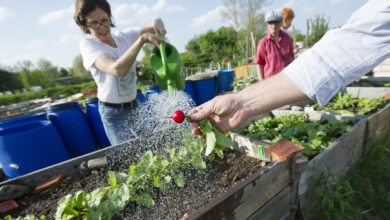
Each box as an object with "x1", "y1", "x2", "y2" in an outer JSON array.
[
  {"x1": 0, "y1": 81, "x2": 97, "y2": 106},
  {"x1": 70, "y1": 54, "x2": 92, "y2": 79},
  {"x1": 137, "y1": 44, "x2": 157, "y2": 83},
  {"x1": 307, "y1": 135, "x2": 390, "y2": 219},
  {"x1": 181, "y1": 27, "x2": 242, "y2": 70},
  {"x1": 239, "y1": 113, "x2": 354, "y2": 158},
  {"x1": 312, "y1": 93, "x2": 388, "y2": 115},
  {"x1": 231, "y1": 76, "x2": 257, "y2": 92},
  {"x1": 308, "y1": 14, "x2": 330, "y2": 47},
  {"x1": 37, "y1": 58, "x2": 60, "y2": 86},
  {"x1": 307, "y1": 170, "x2": 361, "y2": 220},
  {"x1": 0, "y1": 69, "x2": 23, "y2": 92}
]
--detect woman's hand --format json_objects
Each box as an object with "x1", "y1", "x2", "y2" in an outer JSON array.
[
  {"x1": 140, "y1": 32, "x2": 161, "y2": 47},
  {"x1": 153, "y1": 17, "x2": 166, "y2": 41}
]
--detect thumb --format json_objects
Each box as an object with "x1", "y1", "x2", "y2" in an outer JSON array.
[{"x1": 189, "y1": 101, "x2": 214, "y2": 121}]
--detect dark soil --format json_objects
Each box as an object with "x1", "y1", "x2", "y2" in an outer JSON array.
[{"x1": 2, "y1": 149, "x2": 264, "y2": 219}]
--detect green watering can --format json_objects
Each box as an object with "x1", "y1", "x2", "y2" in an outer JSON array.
[{"x1": 150, "y1": 38, "x2": 185, "y2": 92}]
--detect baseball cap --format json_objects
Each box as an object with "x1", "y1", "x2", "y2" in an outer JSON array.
[{"x1": 265, "y1": 10, "x2": 283, "y2": 23}]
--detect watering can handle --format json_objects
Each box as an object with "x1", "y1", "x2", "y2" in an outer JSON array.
[{"x1": 158, "y1": 33, "x2": 169, "y2": 76}]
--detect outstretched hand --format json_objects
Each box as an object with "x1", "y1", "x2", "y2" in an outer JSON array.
[{"x1": 188, "y1": 93, "x2": 250, "y2": 138}]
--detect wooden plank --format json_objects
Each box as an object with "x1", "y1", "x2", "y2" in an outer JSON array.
[
  {"x1": 188, "y1": 157, "x2": 295, "y2": 220},
  {"x1": 346, "y1": 87, "x2": 390, "y2": 98},
  {"x1": 247, "y1": 181, "x2": 297, "y2": 220},
  {"x1": 298, "y1": 118, "x2": 366, "y2": 211},
  {"x1": 366, "y1": 103, "x2": 390, "y2": 148}
]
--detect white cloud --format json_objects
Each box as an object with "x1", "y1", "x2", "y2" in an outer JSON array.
[
  {"x1": 113, "y1": 3, "x2": 153, "y2": 26},
  {"x1": 113, "y1": 0, "x2": 186, "y2": 26},
  {"x1": 0, "y1": 6, "x2": 14, "y2": 23},
  {"x1": 166, "y1": 4, "x2": 186, "y2": 13},
  {"x1": 39, "y1": 5, "x2": 73, "y2": 25},
  {"x1": 330, "y1": 0, "x2": 348, "y2": 6},
  {"x1": 191, "y1": 6, "x2": 226, "y2": 28}
]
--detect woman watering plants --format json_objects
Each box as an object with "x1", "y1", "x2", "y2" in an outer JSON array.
[
  {"x1": 74, "y1": 0, "x2": 166, "y2": 145},
  {"x1": 255, "y1": 9, "x2": 294, "y2": 80},
  {"x1": 189, "y1": 0, "x2": 390, "y2": 136}
]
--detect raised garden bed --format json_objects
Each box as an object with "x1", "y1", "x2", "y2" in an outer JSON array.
[
  {"x1": 0, "y1": 126, "x2": 299, "y2": 219},
  {"x1": 231, "y1": 111, "x2": 366, "y2": 217}
]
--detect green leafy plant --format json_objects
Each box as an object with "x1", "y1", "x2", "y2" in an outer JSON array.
[
  {"x1": 312, "y1": 93, "x2": 388, "y2": 115},
  {"x1": 239, "y1": 113, "x2": 354, "y2": 158}
]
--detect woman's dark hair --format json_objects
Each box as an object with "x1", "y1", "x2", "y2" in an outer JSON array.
[{"x1": 74, "y1": 0, "x2": 115, "y2": 34}]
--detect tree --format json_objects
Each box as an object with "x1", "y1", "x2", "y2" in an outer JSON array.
[
  {"x1": 70, "y1": 54, "x2": 92, "y2": 79},
  {"x1": 37, "y1": 58, "x2": 60, "y2": 85},
  {"x1": 221, "y1": 0, "x2": 267, "y2": 55},
  {"x1": 181, "y1": 27, "x2": 241, "y2": 71},
  {"x1": 137, "y1": 44, "x2": 157, "y2": 83},
  {"x1": 19, "y1": 68, "x2": 51, "y2": 89},
  {"x1": 309, "y1": 14, "x2": 330, "y2": 47},
  {"x1": 0, "y1": 69, "x2": 23, "y2": 92}
]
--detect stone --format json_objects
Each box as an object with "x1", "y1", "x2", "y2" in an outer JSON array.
[
  {"x1": 0, "y1": 200, "x2": 19, "y2": 214},
  {"x1": 0, "y1": 185, "x2": 30, "y2": 202},
  {"x1": 291, "y1": 106, "x2": 303, "y2": 111}
]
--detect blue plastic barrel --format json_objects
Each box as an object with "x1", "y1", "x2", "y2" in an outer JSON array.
[
  {"x1": 144, "y1": 85, "x2": 161, "y2": 100},
  {"x1": 47, "y1": 101, "x2": 97, "y2": 158},
  {"x1": 0, "y1": 112, "x2": 47, "y2": 131},
  {"x1": 0, "y1": 120, "x2": 70, "y2": 179},
  {"x1": 192, "y1": 76, "x2": 216, "y2": 105},
  {"x1": 84, "y1": 98, "x2": 111, "y2": 148},
  {"x1": 217, "y1": 69, "x2": 235, "y2": 94},
  {"x1": 184, "y1": 80, "x2": 197, "y2": 104},
  {"x1": 137, "y1": 89, "x2": 146, "y2": 103}
]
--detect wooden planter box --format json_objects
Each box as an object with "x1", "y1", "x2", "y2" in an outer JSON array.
[
  {"x1": 270, "y1": 110, "x2": 366, "y2": 216},
  {"x1": 365, "y1": 103, "x2": 390, "y2": 148},
  {"x1": 0, "y1": 126, "x2": 300, "y2": 219},
  {"x1": 346, "y1": 87, "x2": 390, "y2": 98},
  {"x1": 232, "y1": 110, "x2": 366, "y2": 218}
]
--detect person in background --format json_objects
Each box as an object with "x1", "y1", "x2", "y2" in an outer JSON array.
[
  {"x1": 74, "y1": 0, "x2": 166, "y2": 145},
  {"x1": 255, "y1": 9, "x2": 294, "y2": 80},
  {"x1": 281, "y1": 8, "x2": 295, "y2": 31},
  {"x1": 189, "y1": 0, "x2": 390, "y2": 135}
]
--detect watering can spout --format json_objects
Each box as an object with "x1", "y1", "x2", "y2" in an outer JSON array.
[{"x1": 150, "y1": 40, "x2": 185, "y2": 91}]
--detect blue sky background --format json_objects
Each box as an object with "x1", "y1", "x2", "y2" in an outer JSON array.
[{"x1": 0, "y1": 0, "x2": 367, "y2": 69}]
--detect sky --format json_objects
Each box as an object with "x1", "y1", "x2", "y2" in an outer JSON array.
[{"x1": 0, "y1": 0, "x2": 368, "y2": 70}]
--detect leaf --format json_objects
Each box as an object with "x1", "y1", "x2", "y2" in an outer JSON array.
[
  {"x1": 191, "y1": 158, "x2": 207, "y2": 169},
  {"x1": 88, "y1": 187, "x2": 110, "y2": 208},
  {"x1": 174, "y1": 174, "x2": 186, "y2": 187},
  {"x1": 55, "y1": 194, "x2": 74, "y2": 220},
  {"x1": 72, "y1": 190, "x2": 87, "y2": 209},
  {"x1": 137, "y1": 193, "x2": 155, "y2": 207},
  {"x1": 204, "y1": 126, "x2": 217, "y2": 156},
  {"x1": 213, "y1": 127, "x2": 233, "y2": 147},
  {"x1": 108, "y1": 171, "x2": 117, "y2": 186}
]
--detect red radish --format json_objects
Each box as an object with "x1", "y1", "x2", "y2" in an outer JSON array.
[{"x1": 170, "y1": 110, "x2": 185, "y2": 123}]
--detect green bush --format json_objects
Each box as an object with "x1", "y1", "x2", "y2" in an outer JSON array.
[{"x1": 0, "y1": 81, "x2": 97, "y2": 106}]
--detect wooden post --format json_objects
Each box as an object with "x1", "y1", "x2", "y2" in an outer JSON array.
[
  {"x1": 251, "y1": 32, "x2": 256, "y2": 61},
  {"x1": 292, "y1": 25, "x2": 296, "y2": 49},
  {"x1": 313, "y1": 17, "x2": 319, "y2": 43},
  {"x1": 246, "y1": 36, "x2": 249, "y2": 65},
  {"x1": 305, "y1": 19, "x2": 309, "y2": 48}
]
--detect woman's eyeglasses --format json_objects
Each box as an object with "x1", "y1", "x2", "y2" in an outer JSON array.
[{"x1": 87, "y1": 18, "x2": 110, "y2": 29}]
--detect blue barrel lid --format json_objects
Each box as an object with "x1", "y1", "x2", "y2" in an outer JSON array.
[
  {"x1": 84, "y1": 97, "x2": 99, "y2": 104},
  {"x1": 145, "y1": 85, "x2": 159, "y2": 90},
  {"x1": 47, "y1": 101, "x2": 79, "y2": 110}
]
